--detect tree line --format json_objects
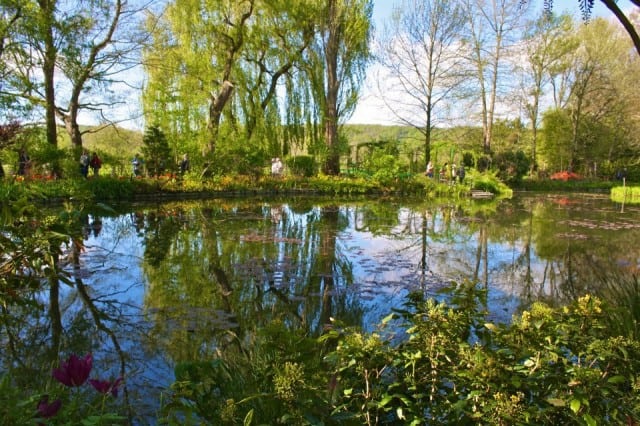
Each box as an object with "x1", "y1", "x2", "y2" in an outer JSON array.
[{"x1": 0, "y1": 0, "x2": 639, "y2": 179}]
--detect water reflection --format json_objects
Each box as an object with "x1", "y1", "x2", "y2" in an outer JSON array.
[{"x1": 3, "y1": 193, "x2": 639, "y2": 423}]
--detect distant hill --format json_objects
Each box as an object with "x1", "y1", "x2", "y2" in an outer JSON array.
[{"x1": 58, "y1": 125, "x2": 143, "y2": 159}]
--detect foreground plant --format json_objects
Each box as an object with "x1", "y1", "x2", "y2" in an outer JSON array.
[
  {"x1": 26, "y1": 353, "x2": 127, "y2": 425},
  {"x1": 52, "y1": 353, "x2": 93, "y2": 387},
  {"x1": 323, "y1": 286, "x2": 640, "y2": 425},
  {"x1": 163, "y1": 283, "x2": 639, "y2": 424}
]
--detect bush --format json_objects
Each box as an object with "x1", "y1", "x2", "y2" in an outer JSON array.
[
  {"x1": 493, "y1": 150, "x2": 531, "y2": 185},
  {"x1": 161, "y1": 283, "x2": 640, "y2": 425},
  {"x1": 286, "y1": 155, "x2": 317, "y2": 177}
]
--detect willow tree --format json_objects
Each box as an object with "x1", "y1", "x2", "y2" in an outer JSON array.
[
  {"x1": 232, "y1": 0, "x2": 316, "y2": 150},
  {"x1": 302, "y1": 0, "x2": 372, "y2": 175},
  {"x1": 143, "y1": 0, "x2": 256, "y2": 157},
  {"x1": 143, "y1": 0, "x2": 319, "y2": 164}
]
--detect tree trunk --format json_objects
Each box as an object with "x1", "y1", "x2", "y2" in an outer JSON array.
[
  {"x1": 322, "y1": 0, "x2": 341, "y2": 176},
  {"x1": 40, "y1": 0, "x2": 57, "y2": 149},
  {"x1": 206, "y1": 81, "x2": 235, "y2": 155}
]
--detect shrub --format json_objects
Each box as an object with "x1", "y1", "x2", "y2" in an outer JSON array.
[
  {"x1": 493, "y1": 150, "x2": 531, "y2": 184},
  {"x1": 286, "y1": 155, "x2": 317, "y2": 177}
]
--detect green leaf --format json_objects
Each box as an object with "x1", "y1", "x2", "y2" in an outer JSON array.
[
  {"x1": 547, "y1": 398, "x2": 565, "y2": 407},
  {"x1": 381, "y1": 313, "x2": 396, "y2": 325},
  {"x1": 583, "y1": 413, "x2": 596, "y2": 426},
  {"x1": 570, "y1": 398, "x2": 581, "y2": 413},
  {"x1": 607, "y1": 375, "x2": 626, "y2": 384},
  {"x1": 378, "y1": 395, "x2": 393, "y2": 407},
  {"x1": 396, "y1": 407, "x2": 405, "y2": 420},
  {"x1": 244, "y1": 409, "x2": 254, "y2": 426}
]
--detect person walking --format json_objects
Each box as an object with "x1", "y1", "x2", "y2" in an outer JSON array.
[
  {"x1": 17, "y1": 148, "x2": 30, "y2": 177},
  {"x1": 458, "y1": 164, "x2": 466, "y2": 184},
  {"x1": 180, "y1": 153, "x2": 190, "y2": 174},
  {"x1": 426, "y1": 161, "x2": 434, "y2": 178},
  {"x1": 79, "y1": 150, "x2": 89, "y2": 178},
  {"x1": 89, "y1": 152, "x2": 102, "y2": 177},
  {"x1": 132, "y1": 154, "x2": 142, "y2": 177}
]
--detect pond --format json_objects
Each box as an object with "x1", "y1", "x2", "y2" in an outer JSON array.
[{"x1": 4, "y1": 192, "x2": 639, "y2": 423}]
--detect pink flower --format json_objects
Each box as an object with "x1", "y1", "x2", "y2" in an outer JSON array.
[
  {"x1": 52, "y1": 353, "x2": 93, "y2": 387},
  {"x1": 37, "y1": 395, "x2": 62, "y2": 418},
  {"x1": 89, "y1": 377, "x2": 123, "y2": 397}
]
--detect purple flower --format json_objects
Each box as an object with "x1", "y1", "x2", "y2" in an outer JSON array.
[
  {"x1": 37, "y1": 395, "x2": 62, "y2": 418},
  {"x1": 89, "y1": 377, "x2": 123, "y2": 397},
  {"x1": 52, "y1": 353, "x2": 93, "y2": 387}
]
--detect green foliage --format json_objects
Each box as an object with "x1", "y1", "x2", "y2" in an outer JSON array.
[
  {"x1": 611, "y1": 185, "x2": 640, "y2": 204},
  {"x1": 162, "y1": 321, "x2": 328, "y2": 425},
  {"x1": 208, "y1": 139, "x2": 268, "y2": 178},
  {"x1": 161, "y1": 283, "x2": 640, "y2": 425},
  {"x1": 286, "y1": 155, "x2": 317, "y2": 177},
  {"x1": 493, "y1": 150, "x2": 531, "y2": 185},
  {"x1": 466, "y1": 169, "x2": 513, "y2": 197},
  {"x1": 324, "y1": 286, "x2": 640, "y2": 424},
  {"x1": 593, "y1": 273, "x2": 640, "y2": 340},
  {"x1": 142, "y1": 125, "x2": 173, "y2": 176}
]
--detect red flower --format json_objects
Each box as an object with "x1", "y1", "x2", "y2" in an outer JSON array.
[
  {"x1": 89, "y1": 377, "x2": 123, "y2": 397},
  {"x1": 37, "y1": 395, "x2": 62, "y2": 418},
  {"x1": 52, "y1": 353, "x2": 93, "y2": 387}
]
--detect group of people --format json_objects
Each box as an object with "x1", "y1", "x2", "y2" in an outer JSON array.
[
  {"x1": 80, "y1": 150, "x2": 102, "y2": 178},
  {"x1": 426, "y1": 161, "x2": 465, "y2": 184}
]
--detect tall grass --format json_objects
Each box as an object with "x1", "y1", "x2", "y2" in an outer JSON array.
[{"x1": 593, "y1": 271, "x2": 640, "y2": 340}]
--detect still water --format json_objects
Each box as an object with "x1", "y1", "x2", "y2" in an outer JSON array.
[{"x1": 7, "y1": 192, "x2": 640, "y2": 422}]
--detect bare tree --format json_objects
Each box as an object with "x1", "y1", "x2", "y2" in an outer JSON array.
[
  {"x1": 3, "y1": 0, "x2": 149, "y2": 153},
  {"x1": 462, "y1": 0, "x2": 530, "y2": 154},
  {"x1": 55, "y1": 0, "x2": 146, "y2": 148},
  {"x1": 376, "y1": 0, "x2": 467, "y2": 168}
]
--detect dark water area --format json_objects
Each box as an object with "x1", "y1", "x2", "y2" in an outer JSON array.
[{"x1": 4, "y1": 192, "x2": 639, "y2": 423}]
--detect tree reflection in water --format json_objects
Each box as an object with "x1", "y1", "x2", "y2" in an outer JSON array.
[{"x1": 2, "y1": 194, "x2": 638, "y2": 422}]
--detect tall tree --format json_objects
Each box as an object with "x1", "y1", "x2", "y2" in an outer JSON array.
[
  {"x1": 539, "y1": 17, "x2": 639, "y2": 174},
  {"x1": 462, "y1": 0, "x2": 529, "y2": 154},
  {"x1": 308, "y1": 0, "x2": 372, "y2": 175},
  {"x1": 3, "y1": 0, "x2": 140, "y2": 152},
  {"x1": 36, "y1": 0, "x2": 57, "y2": 149},
  {"x1": 518, "y1": 13, "x2": 575, "y2": 171},
  {"x1": 0, "y1": 0, "x2": 23, "y2": 113},
  {"x1": 143, "y1": 0, "x2": 318, "y2": 164},
  {"x1": 377, "y1": 0, "x2": 466, "y2": 169},
  {"x1": 54, "y1": 0, "x2": 138, "y2": 149}
]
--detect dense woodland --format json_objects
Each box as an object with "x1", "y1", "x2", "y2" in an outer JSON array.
[{"x1": 0, "y1": 0, "x2": 639, "y2": 182}]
